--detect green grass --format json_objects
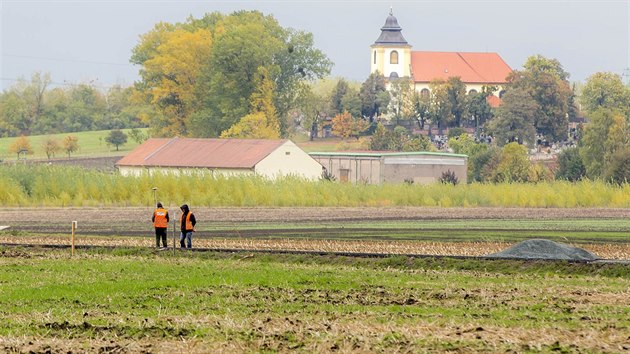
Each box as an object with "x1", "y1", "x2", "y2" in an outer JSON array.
[
  {"x1": 0, "y1": 247, "x2": 628, "y2": 352},
  {"x1": 0, "y1": 128, "x2": 149, "y2": 160}
]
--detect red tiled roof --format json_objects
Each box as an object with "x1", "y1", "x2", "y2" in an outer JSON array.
[
  {"x1": 486, "y1": 95, "x2": 502, "y2": 108},
  {"x1": 116, "y1": 138, "x2": 287, "y2": 169},
  {"x1": 411, "y1": 51, "x2": 512, "y2": 84}
]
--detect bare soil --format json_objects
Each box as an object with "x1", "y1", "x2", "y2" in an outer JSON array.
[{"x1": 1, "y1": 207, "x2": 629, "y2": 259}]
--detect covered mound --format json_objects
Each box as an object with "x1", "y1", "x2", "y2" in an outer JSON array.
[{"x1": 486, "y1": 239, "x2": 599, "y2": 261}]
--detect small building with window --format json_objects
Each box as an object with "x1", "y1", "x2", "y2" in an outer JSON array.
[{"x1": 310, "y1": 151, "x2": 468, "y2": 184}]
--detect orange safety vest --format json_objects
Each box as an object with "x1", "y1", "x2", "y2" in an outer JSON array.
[
  {"x1": 180, "y1": 212, "x2": 194, "y2": 231},
  {"x1": 153, "y1": 208, "x2": 168, "y2": 228}
]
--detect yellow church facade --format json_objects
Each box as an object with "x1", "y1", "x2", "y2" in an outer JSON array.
[{"x1": 371, "y1": 10, "x2": 512, "y2": 105}]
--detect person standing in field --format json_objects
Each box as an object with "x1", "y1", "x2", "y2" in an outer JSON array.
[
  {"x1": 152, "y1": 202, "x2": 170, "y2": 249},
  {"x1": 179, "y1": 204, "x2": 196, "y2": 249}
]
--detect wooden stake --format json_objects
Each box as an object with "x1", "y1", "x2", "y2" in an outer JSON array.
[{"x1": 71, "y1": 221, "x2": 77, "y2": 256}]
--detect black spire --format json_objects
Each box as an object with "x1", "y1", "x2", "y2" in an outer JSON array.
[{"x1": 374, "y1": 9, "x2": 408, "y2": 45}]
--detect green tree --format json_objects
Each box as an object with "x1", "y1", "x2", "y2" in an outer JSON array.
[
  {"x1": 446, "y1": 77, "x2": 467, "y2": 127},
  {"x1": 105, "y1": 130, "x2": 128, "y2": 151},
  {"x1": 412, "y1": 90, "x2": 431, "y2": 130},
  {"x1": 359, "y1": 72, "x2": 389, "y2": 121},
  {"x1": 580, "y1": 72, "x2": 630, "y2": 116},
  {"x1": 222, "y1": 67, "x2": 281, "y2": 139},
  {"x1": 329, "y1": 79, "x2": 351, "y2": 117},
  {"x1": 448, "y1": 133, "x2": 489, "y2": 182},
  {"x1": 580, "y1": 108, "x2": 629, "y2": 178},
  {"x1": 193, "y1": 11, "x2": 331, "y2": 137},
  {"x1": 555, "y1": 147, "x2": 586, "y2": 181},
  {"x1": 0, "y1": 72, "x2": 50, "y2": 136},
  {"x1": 506, "y1": 55, "x2": 572, "y2": 142},
  {"x1": 467, "y1": 85, "x2": 496, "y2": 136},
  {"x1": 486, "y1": 88, "x2": 537, "y2": 146},
  {"x1": 428, "y1": 80, "x2": 453, "y2": 135},
  {"x1": 492, "y1": 142, "x2": 532, "y2": 183},
  {"x1": 603, "y1": 147, "x2": 630, "y2": 184},
  {"x1": 388, "y1": 78, "x2": 415, "y2": 126}
]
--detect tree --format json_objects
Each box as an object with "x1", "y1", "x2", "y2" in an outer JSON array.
[
  {"x1": 105, "y1": 130, "x2": 128, "y2": 151},
  {"x1": 467, "y1": 85, "x2": 495, "y2": 136},
  {"x1": 128, "y1": 128, "x2": 148, "y2": 144},
  {"x1": 446, "y1": 77, "x2": 467, "y2": 127},
  {"x1": 62, "y1": 135, "x2": 79, "y2": 158},
  {"x1": 369, "y1": 124, "x2": 433, "y2": 152},
  {"x1": 329, "y1": 79, "x2": 352, "y2": 117},
  {"x1": 555, "y1": 147, "x2": 586, "y2": 181},
  {"x1": 492, "y1": 142, "x2": 531, "y2": 183},
  {"x1": 136, "y1": 28, "x2": 212, "y2": 136},
  {"x1": 506, "y1": 55, "x2": 572, "y2": 142},
  {"x1": 603, "y1": 147, "x2": 630, "y2": 184},
  {"x1": 580, "y1": 108, "x2": 629, "y2": 178},
  {"x1": 359, "y1": 72, "x2": 389, "y2": 121},
  {"x1": 0, "y1": 72, "x2": 50, "y2": 136},
  {"x1": 331, "y1": 111, "x2": 368, "y2": 140},
  {"x1": 448, "y1": 133, "x2": 489, "y2": 182},
  {"x1": 580, "y1": 72, "x2": 630, "y2": 116},
  {"x1": 41, "y1": 137, "x2": 61, "y2": 160},
  {"x1": 388, "y1": 78, "x2": 415, "y2": 125},
  {"x1": 8, "y1": 135, "x2": 33, "y2": 159},
  {"x1": 486, "y1": 88, "x2": 537, "y2": 146},
  {"x1": 411, "y1": 91, "x2": 431, "y2": 130},
  {"x1": 221, "y1": 112, "x2": 280, "y2": 139},
  {"x1": 428, "y1": 80, "x2": 453, "y2": 134},
  {"x1": 191, "y1": 11, "x2": 331, "y2": 137}
]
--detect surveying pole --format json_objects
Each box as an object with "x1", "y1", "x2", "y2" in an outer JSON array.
[{"x1": 152, "y1": 187, "x2": 158, "y2": 206}]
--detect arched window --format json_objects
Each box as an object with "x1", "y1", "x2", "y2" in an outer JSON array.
[
  {"x1": 468, "y1": 89, "x2": 478, "y2": 95},
  {"x1": 420, "y1": 88, "x2": 430, "y2": 98},
  {"x1": 499, "y1": 90, "x2": 506, "y2": 98},
  {"x1": 390, "y1": 50, "x2": 399, "y2": 64},
  {"x1": 373, "y1": 50, "x2": 377, "y2": 64}
]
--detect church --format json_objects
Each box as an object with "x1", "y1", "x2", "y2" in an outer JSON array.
[{"x1": 371, "y1": 10, "x2": 512, "y2": 106}]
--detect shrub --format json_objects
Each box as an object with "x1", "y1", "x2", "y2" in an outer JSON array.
[
  {"x1": 439, "y1": 170, "x2": 459, "y2": 185},
  {"x1": 604, "y1": 147, "x2": 630, "y2": 184},
  {"x1": 555, "y1": 147, "x2": 586, "y2": 181}
]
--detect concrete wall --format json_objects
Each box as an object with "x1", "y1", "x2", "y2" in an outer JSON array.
[
  {"x1": 383, "y1": 155, "x2": 467, "y2": 184},
  {"x1": 311, "y1": 153, "x2": 468, "y2": 184},
  {"x1": 312, "y1": 155, "x2": 382, "y2": 183}
]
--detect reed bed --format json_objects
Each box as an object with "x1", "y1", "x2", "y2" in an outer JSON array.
[{"x1": 1, "y1": 164, "x2": 629, "y2": 208}]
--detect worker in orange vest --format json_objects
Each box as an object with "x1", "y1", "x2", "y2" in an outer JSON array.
[
  {"x1": 179, "y1": 204, "x2": 196, "y2": 248},
  {"x1": 152, "y1": 202, "x2": 170, "y2": 249}
]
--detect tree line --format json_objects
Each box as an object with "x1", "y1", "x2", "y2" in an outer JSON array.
[{"x1": 0, "y1": 10, "x2": 628, "y2": 182}]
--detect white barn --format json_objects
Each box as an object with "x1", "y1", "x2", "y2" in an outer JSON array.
[{"x1": 116, "y1": 137, "x2": 324, "y2": 180}]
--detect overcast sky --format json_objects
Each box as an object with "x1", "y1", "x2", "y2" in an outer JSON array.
[{"x1": 1, "y1": 0, "x2": 628, "y2": 91}]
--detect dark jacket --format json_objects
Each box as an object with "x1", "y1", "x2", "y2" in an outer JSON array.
[{"x1": 180, "y1": 204, "x2": 196, "y2": 232}]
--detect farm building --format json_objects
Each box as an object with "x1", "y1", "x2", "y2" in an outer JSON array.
[
  {"x1": 116, "y1": 137, "x2": 324, "y2": 180},
  {"x1": 310, "y1": 151, "x2": 467, "y2": 184}
]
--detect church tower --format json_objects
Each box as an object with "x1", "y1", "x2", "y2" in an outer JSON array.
[{"x1": 370, "y1": 9, "x2": 412, "y2": 79}]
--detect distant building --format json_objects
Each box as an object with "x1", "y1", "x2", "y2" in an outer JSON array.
[
  {"x1": 371, "y1": 9, "x2": 512, "y2": 104},
  {"x1": 116, "y1": 137, "x2": 324, "y2": 180},
  {"x1": 310, "y1": 151, "x2": 467, "y2": 184}
]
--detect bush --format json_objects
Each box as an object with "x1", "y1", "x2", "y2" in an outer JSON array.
[
  {"x1": 439, "y1": 170, "x2": 459, "y2": 185},
  {"x1": 555, "y1": 147, "x2": 586, "y2": 181},
  {"x1": 604, "y1": 147, "x2": 630, "y2": 184}
]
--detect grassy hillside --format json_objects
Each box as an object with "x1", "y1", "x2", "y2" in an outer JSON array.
[{"x1": 0, "y1": 128, "x2": 149, "y2": 161}]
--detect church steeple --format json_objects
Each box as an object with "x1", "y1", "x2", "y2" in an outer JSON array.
[
  {"x1": 374, "y1": 9, "x2": 408, "y2": 45},
  {"x1": 370, "y1": 9, "x2": 412, "y2": 79}
]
